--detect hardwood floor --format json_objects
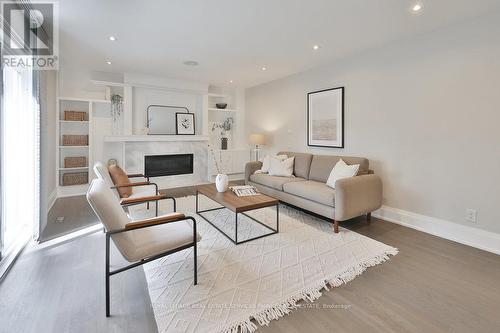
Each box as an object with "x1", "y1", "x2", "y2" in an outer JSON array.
[
  {"x1": 42, "y1": 195, "x2": 99, "y2": 241},
  {"x1": 2, "y1": 184, "x2": 500, "y2": 333}
]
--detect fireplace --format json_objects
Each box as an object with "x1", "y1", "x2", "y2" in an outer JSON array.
[{"x1": 144, "y1": 154, "x2": 194, "y2": 177}]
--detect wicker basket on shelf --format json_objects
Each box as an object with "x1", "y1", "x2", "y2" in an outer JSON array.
[
  {"x1": 64, "y1": 111, "x2": 87, "y2": 121},
  {"x1": 62, "y1": 172, "x2": 88, "y2": 186},
  {"x1": 62, "y1": 135, "x2": 88, "y2": 146},
  {"x1": 64, "y1": 156, "x2": 87, "y2": 168}
]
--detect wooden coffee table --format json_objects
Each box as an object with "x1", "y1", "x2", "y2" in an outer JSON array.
[{"x1": 196, "y1": 184, "x2": 279, "y2": 245}]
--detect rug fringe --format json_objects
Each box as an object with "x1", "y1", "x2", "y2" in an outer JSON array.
[{"x1": 218, "y1": 248, "x2": 398, "y2": 333}]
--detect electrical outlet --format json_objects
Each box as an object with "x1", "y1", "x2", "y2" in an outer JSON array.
[
  {"x1": 55, "y1": 216, "x2": 65, "y2": 224},
  {"x1": 465, "y1": 209, "x2": 477, "y2": 223}
]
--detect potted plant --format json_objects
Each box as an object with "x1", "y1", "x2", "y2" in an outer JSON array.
[{"x1": 211, "y1": 117, "x2": 233, "y2": 150}]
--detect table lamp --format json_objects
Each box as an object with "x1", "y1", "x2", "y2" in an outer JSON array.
[{"x1": 249, "y1": 133, "x2": 267, "y2": 161}]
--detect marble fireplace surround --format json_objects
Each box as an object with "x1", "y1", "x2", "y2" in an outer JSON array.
[{"x1": 114, "y1": 137, "x2": 209, "y2": 189}]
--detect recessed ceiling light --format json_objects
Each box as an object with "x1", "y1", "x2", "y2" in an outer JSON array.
[
  {"x1": 229, "y1": 80, "x2": 233, "y2": 83},
  {"x1": 106, "y1": 61, "x2": 112, "y2": 65},
  {"x1": 183, "y1": 60, "x2": 199, "y2": 66},
  {"x1": 412, "y1": 4, "x2": 423, "y2": 12},
  {"x1": 261, "y1": 66, "x2": 267, "y2": 71},
  {"x1": 313, "y1": 45, "x2": 320, "y2": 50},
  {"x1": 109, "y1": 36, "x2": 116, "y2": 41}
]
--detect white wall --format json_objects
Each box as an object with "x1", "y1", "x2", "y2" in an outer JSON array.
[
  {"x1": 246, "y1": 12, "x2": 500, "y2": 235},
  {"x1": 58, "y1": 67, "x2": 107, "y2": 99}
]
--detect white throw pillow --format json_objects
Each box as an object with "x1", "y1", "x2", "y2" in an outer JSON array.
[
  {"x1": 326, "y1": 159, "x2": 360, "y2": 189},
  {"x1": 260, "y1": 154, "x2": 287, "y2": 173},
  {"x1": 268, "y1": 156, "x2": 295, "y2": 177}
]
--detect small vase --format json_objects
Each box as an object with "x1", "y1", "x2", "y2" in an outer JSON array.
[
  {"x1": 221, "y1": 137, "x2": 228, "y2": 150},
  {"x1": 215, "y1": 173, "x2": 229, "y2": 192}
]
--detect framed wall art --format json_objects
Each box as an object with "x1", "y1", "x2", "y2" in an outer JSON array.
[
  {"x1": 307, "y1": 87, "x2": 344, "y2": 148},
  {"x1": 175, "y1": 112, "x2": 195, "y2": 135}
]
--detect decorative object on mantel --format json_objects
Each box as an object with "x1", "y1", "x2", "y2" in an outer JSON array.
[
  {"x1": 307, "y1": 86, "x2": 344, "y2": 148},
  {"x1": 209, "y1": 145, "x2": 228, "y2": 192},
  {"x1": 111, "y1": 94, "x2": 123, "y2": 135},
  {"x1": 211, "y1": 117, "x2": 233, "y2": 150},
  {"x1": 147, "y1": 105, "x2": 191, "y2": 135},
  {"x1": 215, "y1": 103, "x2": 227, "y2": 109},
  {"x1": 175, "y1": 112, "x2": 195, "y2": 135},
  {"x1": 249, "y1": 133, "x2": 267, "y2": 161}
]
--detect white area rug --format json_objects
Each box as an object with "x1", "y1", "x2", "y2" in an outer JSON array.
[{"x1": 133, "y1": 196, "x2": 398, "y2": 333}]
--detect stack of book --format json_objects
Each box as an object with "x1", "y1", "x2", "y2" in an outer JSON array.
[{"x1": 229, "y1": 185, "x2": 259, "y2": 196}]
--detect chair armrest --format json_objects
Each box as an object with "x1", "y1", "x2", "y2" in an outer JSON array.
[
  {"x1": 120, "y1": 194, "x2": 169, "y2": 205},
  {"x1": 124, "y1": 212, "x2": 186, "y2": 231},
  {"x1": 127, "y1": 173, "x2": 145, "y2": 178},
  {"x1": 112, "y1": 181, "x2": 151, "y2": 189},
  {"x1": 334, "y1": 174, "x2": 383, "y2": 221},
  {"x1": 245, "y1": 161, "x2": 263, "y2": 184}
]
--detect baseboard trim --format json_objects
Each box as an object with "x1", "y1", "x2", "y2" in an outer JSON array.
[{"x1": 373, "y1": 206, "x2": 500, "y2": 255}]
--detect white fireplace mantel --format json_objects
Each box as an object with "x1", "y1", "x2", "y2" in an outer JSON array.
[{"x1": 103, "y1": 135, "x2": 209, "y2": 142}]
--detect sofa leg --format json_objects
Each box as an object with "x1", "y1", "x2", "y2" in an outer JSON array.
[
  {"x1": 333, "y1": 219, "x2": 339, "y2": 233},
  {"x1": 367, "y1": 212, "x2": 371, "y2": 223}
]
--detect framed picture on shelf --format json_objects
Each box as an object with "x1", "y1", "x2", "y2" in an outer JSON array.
[
  {"x1": 175, "y1": 112, "x2": 195, "y2": 135},
  {"x1": 307, "y1": 86, "x2": 344, "y2": 148}
]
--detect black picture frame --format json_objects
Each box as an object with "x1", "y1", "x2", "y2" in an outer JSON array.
[
  {"x1": 307, "y1": 86, "x2": 344, "y2": 148},
  {"x1": 175, "y1": 112, "x2": 195, "y2": 135}
]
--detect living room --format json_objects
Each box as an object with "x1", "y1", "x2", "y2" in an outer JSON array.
[{"x1": 1, "y1": 1, "x2": 500, "y2": 332}]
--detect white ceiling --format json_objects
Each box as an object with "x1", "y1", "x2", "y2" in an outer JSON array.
[{"x1": 59, "y1": 0, "x2": 500, "y2": 87}]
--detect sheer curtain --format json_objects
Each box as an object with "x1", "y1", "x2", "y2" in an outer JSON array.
[{"x1": 0, "y1": 66, "x2": 39, "y2": 258}]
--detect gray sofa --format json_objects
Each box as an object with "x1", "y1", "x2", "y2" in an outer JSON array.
[{"x1": 245, "y1": 152, "x2": 382, "y2": 232}]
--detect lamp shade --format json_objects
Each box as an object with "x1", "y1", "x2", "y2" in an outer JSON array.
[{"x1": 249, "y1": 133, "x2": 267, "y2": 145}]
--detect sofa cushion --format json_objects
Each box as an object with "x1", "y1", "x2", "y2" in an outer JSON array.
[
  {"x1": 261, "y1": 154, "x2": 287, "y2": 173},
  {"x1": 283, "y1": 180, "x2": 335, "y2": 207},
  {"x1": 278, "y1": 151, "x2": 313, "y2": 179},
  {"x1": 250, "y1": 173, "x2": 306, "y2": 191},
  {"x1": 268, "y1": 156, "x2": 294, "y2": 177},
  {"x1": 309, "y1": 155, "x2": 369, "y2": 183},
  {"x1": 326, "y1": 159, "x2": 360, "y2": 189}
]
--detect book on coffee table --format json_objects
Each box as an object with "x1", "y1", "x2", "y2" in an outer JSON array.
[{"x1": 229, "y1": 185, "x2": 259, "y2": 196}]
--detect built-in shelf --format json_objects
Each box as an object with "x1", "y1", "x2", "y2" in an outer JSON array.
[
  {"x1": 60, "y1": 183, "x2": 89, "y2": 188},
  {"x1": 208, "y1": 108, "x2": 237, "y2": 112},
  {"x1": 104, "y1": 135, "x2": 210, "y2": 142},
  {"x1": 59, "y1": 145, "x2": 89, "y2": 149},
  {"x1": 59, "y1": 120, "x2": 89, "y2": 124},
  {"x1": 58, "y1": 96, "x2": 111, "y2": 103},
  {"x1": 208, "y1": 93, "x2": 229, "y2": 98},
  {"x1": 58, "y1": 167, "x2": 89, "y2": 171}
]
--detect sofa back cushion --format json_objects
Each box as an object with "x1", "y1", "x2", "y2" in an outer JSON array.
[
  {"x1": 278, "y1": 151, "x2": 313, "y2": 179},
  {"x1": 309, "y1": 155, "x2": 369, "y2": 183}
]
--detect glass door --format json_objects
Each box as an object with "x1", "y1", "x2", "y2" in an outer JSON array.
[{"x1": 0, "y1": 65, "x2": 38, "y2": 270}]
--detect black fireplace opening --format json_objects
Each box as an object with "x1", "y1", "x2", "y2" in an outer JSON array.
[{"x1": 144, "y1": 154, "x2": 194, "y2": 177}]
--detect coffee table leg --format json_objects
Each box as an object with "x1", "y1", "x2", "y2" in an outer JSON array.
[
  {"x1": 195, "y1": 190, "x2": 198, "y2": 213},
  {"x1": 276, "y1": 203, "x2": 279, "y2": 233},
  {"x1": 235, "y1": 212, "x2": 238, "y2": 244}
]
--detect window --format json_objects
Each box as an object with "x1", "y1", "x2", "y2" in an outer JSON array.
[{"x1": 0, "y1": 65, "x2": 39, "y2": 267}]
